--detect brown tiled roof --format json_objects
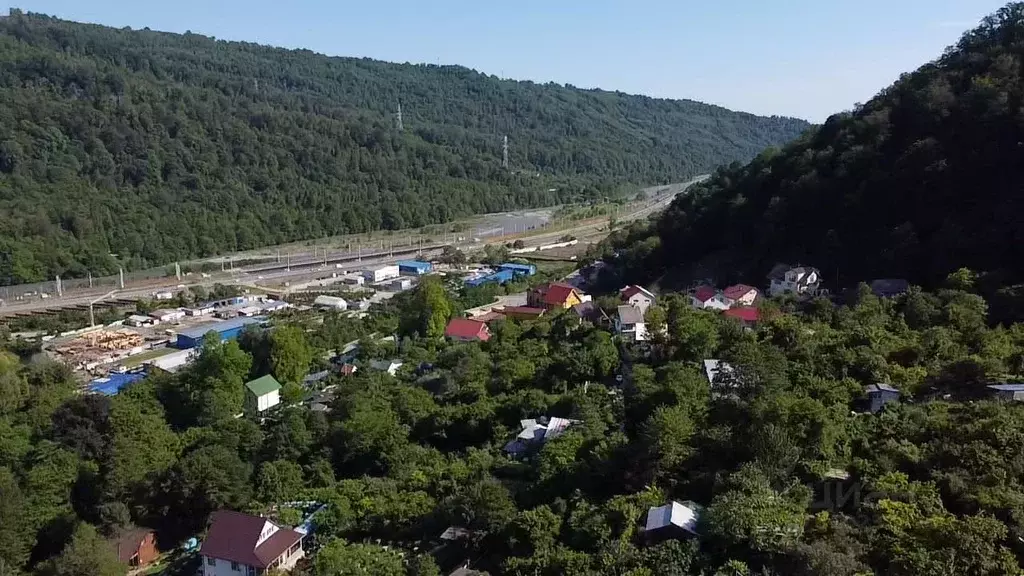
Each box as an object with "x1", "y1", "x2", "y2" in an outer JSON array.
[{"x1": 202, "y1": 510, "x2": 302, "y2": 568}]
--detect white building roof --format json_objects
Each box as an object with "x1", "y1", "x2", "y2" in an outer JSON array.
[
  {"x1": 645, "y1": 501, "x2": 701, "y2": 535},
  {"x1": 314, "y1": 295, "x2": 348, "y2": 309}
]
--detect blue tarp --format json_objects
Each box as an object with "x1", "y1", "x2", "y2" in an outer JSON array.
[{"x1": 88, "y1": 372, "x2": 146, "y2": 395}]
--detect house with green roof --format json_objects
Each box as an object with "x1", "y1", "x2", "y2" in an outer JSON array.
[{"x1": 245, "y1": 374, "x2": 282, "y2": 414}]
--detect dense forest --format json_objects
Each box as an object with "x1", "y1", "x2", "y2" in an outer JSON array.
[
  {"x1": 0, "y1": 10, "x2": 808, "y2": 285},
  {"x1": 603, "y1": 4, "x2": 1024, "y2": 297},
  {"x1": 5, "y1": 271, "x2": 1024, "y2": 575}
]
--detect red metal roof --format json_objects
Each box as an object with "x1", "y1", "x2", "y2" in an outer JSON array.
[
  {"x1": 620, "y1": 285, "x2": 650, "y2": 300},
  {"x1": 723, "y1": 307, "x2": 760, "y2": 322},
  {"x1": 445, "y1": 318, "x2": 491, "y2": 341},
  {"x1": 694, "y1": 285, "x2": 718, "y2": 303},
  {"x1": 201, "y1": 510, "x2": 302, "y2": 569},
  {"x1": 723, "y1": 284, "x2": 757, "y2": 301}
]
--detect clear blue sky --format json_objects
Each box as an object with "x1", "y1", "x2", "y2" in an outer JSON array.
[{"x1": 9, "y1": 0, "x2": 1007, "y2": 121}]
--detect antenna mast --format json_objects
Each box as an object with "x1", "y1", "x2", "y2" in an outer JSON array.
[
  {"x1": 396, "y1": 101, "x2": 404, "y2": 132},
  {"x1": 502, "y1": 135, "x2": 509, "y2": 169}
]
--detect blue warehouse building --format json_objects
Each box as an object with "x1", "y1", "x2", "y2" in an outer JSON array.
[
  {"x1": 175, "y1": 316, "x2": 265, "y2": 349},
  {"x1": 466, "y1": 269, "x2": 515, "y2": 287},
  {"x1": 499, "y1": 263, "x2": 536, "y2": 276},
  {"x1": 398, "y1": 260, "x2": 433, "y2": 275}
]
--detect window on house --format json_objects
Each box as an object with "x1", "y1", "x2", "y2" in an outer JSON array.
[
  {"x1": 231, "y1": 561, "x2": 241, "y2": 571},
  {"x1": 206, "y1": 557, "x2": 216, "y2": 567}
]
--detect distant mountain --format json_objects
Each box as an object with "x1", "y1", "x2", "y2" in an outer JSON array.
[
  {"x1": 0, "y1": 11, "x2": 808, "y2": 284},
  {"x1": 615, "y1": 4, "x2": 1024, "y2": 292}
]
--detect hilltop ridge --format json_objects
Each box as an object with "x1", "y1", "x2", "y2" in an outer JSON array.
[{"x1": 0, "y1": 10, "x2": 808, "y2": 284}]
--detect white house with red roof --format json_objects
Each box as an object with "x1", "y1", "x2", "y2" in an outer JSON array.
[
  {"x1": 722, "y1": 284, "x2": 759, "y2": 307},
  {"x1": 619, "y1": 285, "x2": 656, "y2": 314},
  {"x1": 691, "y1": 285, "x2": 730, "y2": 311},
  {"x1": 202, "y1": 510, "x2": 304, "y2": 576}
]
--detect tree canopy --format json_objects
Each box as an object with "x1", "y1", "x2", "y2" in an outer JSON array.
[
  {"x1": 602, "y1": 3, "x2": 1024, "y2": 311},
  {"x1": 0, "y1": 11, "x2": 808, "y2": 284}
]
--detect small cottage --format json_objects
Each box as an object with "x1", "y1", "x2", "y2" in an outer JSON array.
[{"x1": 244, "y1": 374, "x2": 282, "y2": 414}]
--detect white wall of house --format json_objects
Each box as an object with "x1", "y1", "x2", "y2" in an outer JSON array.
[
  {"x1": 615, "y1": 319, "x2": 648, "y2": 342},
  {"x1": 202, "y1": 556, "x2": 254, "y2": 576},
  {"x1": 201, "y1": 546, "x2": 304, "y2": 576},
  {"x1": 254, "y1": 390, "x2": 281, "y2": 412},
  {"x1": 726, "y1": 290, "x2": 758, "y2": 307},
  {"x1": 691, "y1": 296, "x2": 730, "y2": 311},
  {"x1": 627, "y1": 294, "x2": 654, "y2": 314}
]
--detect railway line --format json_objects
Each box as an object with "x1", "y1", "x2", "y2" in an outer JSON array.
[{"x1": 0, "y1": 177, "x2": 706, "y2": 319}]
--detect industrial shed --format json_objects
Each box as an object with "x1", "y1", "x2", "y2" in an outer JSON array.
[{"x1": 175, "y1": 317, "x2": 264, "y2": 349}]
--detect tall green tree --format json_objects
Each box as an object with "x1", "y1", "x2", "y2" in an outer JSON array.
[{"x1": 43, "y1": 522, "x2": 125, "y2": 576}]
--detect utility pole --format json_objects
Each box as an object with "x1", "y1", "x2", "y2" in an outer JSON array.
[
  {"x1": 118, "y1": 268, "x2": 125, "y2": 290},
  {"x1": 89, "y1": 290, "x2": 117, "y2": 328},
  {"x1": 175, "y1": 262, "x2": 181, "y2": 281},
  {"x1": 55, "y1": 276, "x2": 62, "y2": 298},
  {"x1": 88, "y1": 272, "x2": 93, "y2": 289},
  {"x1": 502, "y1": 135, "x2": 509, "y2": 169}
]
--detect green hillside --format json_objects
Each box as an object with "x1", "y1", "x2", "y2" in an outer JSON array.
[
  {"x1": 0, "y1": 10, "x2": 808, "y2": 285},
  {"x1": 608, "y1": 4, "x2": 1024, "y2": 295}
]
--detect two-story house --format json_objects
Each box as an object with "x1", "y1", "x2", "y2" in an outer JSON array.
[
  {"x1": 615, "y1": 305, "x2": 648, "y2": 343},
  {"x1": 767, "y1": 264, "x2": 821, "y2": 297},
  {"x1": 201, "y1": 510, "x2": 304, "y2": 576},
  {"x1": 619, "y1": 285, "x2": 656, "y2": 314},
  {"x1": 722, "y1": 284, "x2": 759, "y2": 307},
  {"x1": 528, "y1": 283, "x2": 588, "y2": 310}
]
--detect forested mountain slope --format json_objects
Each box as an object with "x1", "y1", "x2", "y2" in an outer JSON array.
[
  {"x1": 0, "y1": 11, "x2": 808, "y2": 284},
  {"x1": 626, "y1": 4, "x2": 1024, "y2": 292}
]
